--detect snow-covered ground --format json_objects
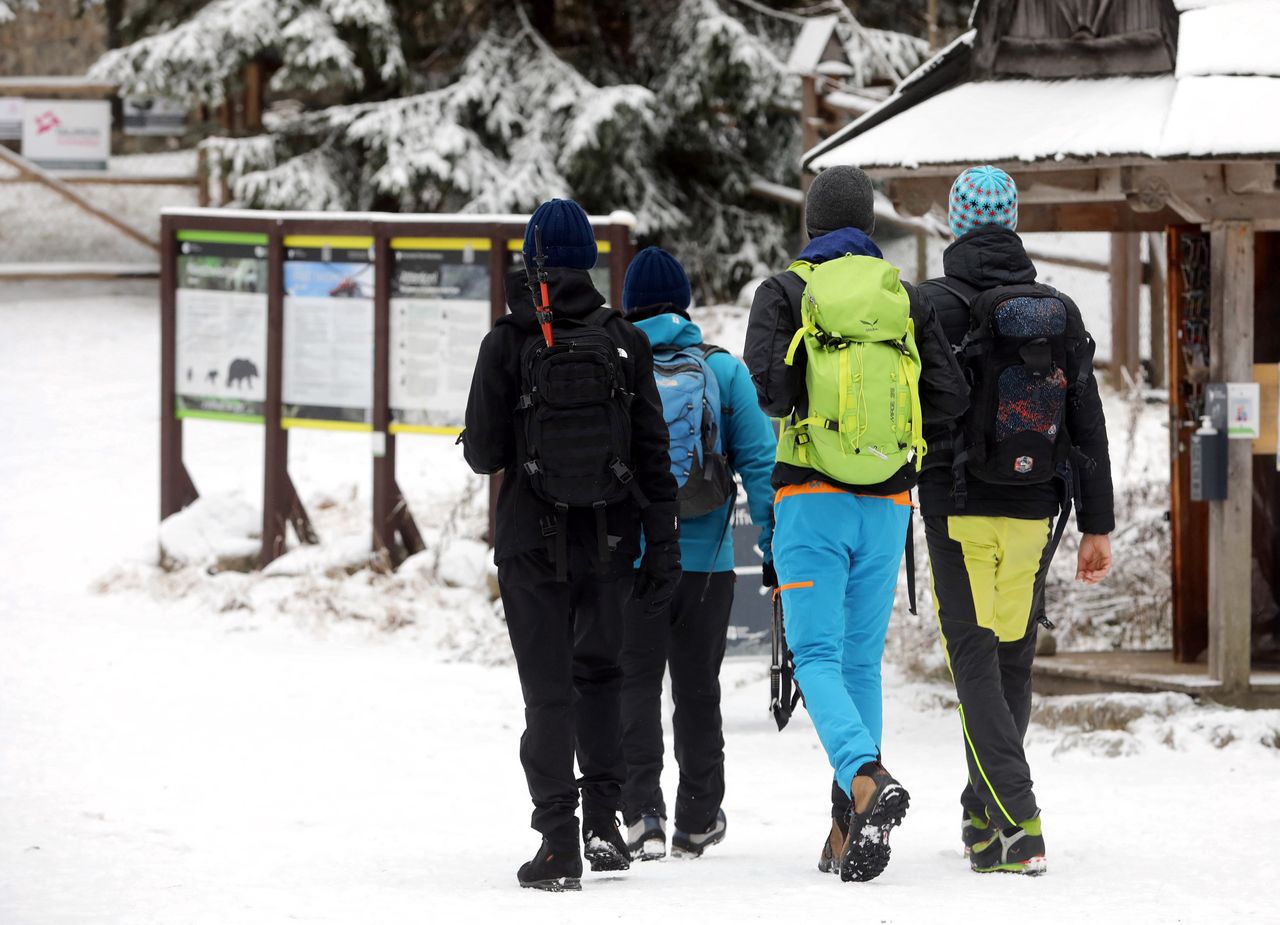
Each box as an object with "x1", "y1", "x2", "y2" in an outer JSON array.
[{"x1": 2, "y1": 284, "x2": 1278, "y2": 923}]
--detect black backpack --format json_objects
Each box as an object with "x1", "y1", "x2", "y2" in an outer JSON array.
[
  {"x1": 928, "y1": 280, "x2": 1094, "y2": 495},
  {"x1": 517, "y1": 306, "x2": 647, "y2": 576}
]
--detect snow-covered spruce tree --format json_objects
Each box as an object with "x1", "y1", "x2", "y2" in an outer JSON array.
[{"x1": 90, "y1": 0, "x2": 924, "y2": 302}]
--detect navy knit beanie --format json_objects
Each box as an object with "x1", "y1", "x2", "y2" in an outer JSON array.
[
  {"x1": 522, "y1": 199, "x2": 597, "y2": 270},
  {"x1": 622, "y1": 246, "x2": 691, "y2": 314}
]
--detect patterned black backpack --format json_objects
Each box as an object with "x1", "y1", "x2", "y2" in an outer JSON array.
[{"x1": 928, "y1": 280, "x2": 1094, "y2": 501}]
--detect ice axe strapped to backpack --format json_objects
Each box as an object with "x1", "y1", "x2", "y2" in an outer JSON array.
[
  {"x1": 516, "y1": 303, "x2": 648, "y2": 581},
  {"x1": 769, "y1": 589, "x2": 802, "y2": 731}
]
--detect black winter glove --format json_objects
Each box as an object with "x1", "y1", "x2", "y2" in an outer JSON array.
[
  {"x1": 632, "y1": 540, "x2": 682, "y2": 616},
  {"x1": 761, "y1": 561, "x2": 778, "y2": 590}
]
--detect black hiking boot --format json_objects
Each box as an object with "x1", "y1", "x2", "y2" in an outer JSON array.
[
  {"x1": 820, "y1": 779, "x2": 852, "y2": 874},
  {"x1": 671, "y1": 808, "x2": 727, "y2": 858},
  {"x1": 583, "y1": 813, "x2": 632, "y2": 872},
  {"x1": 817, "y1": 816, "x2": 848, "y2": 874},
  {"x1": 839, "y1": 761, "x2": 910, "y2": 883},
  {"x1": 626, "y1": 814, "x2": 667, "y2": 861},
  {"x1": 970, "y1": 817, "x2": 1047, "y2": 875},
  {"x1": 517, "y1": 838, "x2": 583, "y2": 892},
  {"x1": 962, "y1": 809, "x2": 991, "y2": 857}
]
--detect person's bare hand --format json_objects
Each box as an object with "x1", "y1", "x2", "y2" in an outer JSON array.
[{"x1": 1076, "y1": 533, "x2": 1112, "y2": 584}]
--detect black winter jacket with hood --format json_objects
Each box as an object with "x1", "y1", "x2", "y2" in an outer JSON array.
[
  {"x1": 917, "y1": 225, "x2": 1115, "y2": 534},
  {"x1": 744, "y1": 227, "x2": 970, "y2": 496},
  {"x1": 463, "y1": 267, "x2": 679, "y2": 564}
]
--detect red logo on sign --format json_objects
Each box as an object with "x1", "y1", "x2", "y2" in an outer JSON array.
[{"x1": 34, "y1": 111, "x2": 61, "y2": 135}]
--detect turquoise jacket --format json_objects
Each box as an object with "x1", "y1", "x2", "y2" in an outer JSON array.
[{"x1": 634, "y1": 312, "x2": 777, "y2": 573}]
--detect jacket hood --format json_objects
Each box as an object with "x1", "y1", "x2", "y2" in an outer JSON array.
[
  {"x1": 501, "y1": 267, "x2": 607, "y2": 331},
  {"x1": 797, "y1": 227, "x2": 883, "y2": 264},
  {"x1": 634, "y1": 311, "x2": 704, "y2": 350},
  {"x1": 942, "y1": 225, "x2": 1037, "y2": 289}
]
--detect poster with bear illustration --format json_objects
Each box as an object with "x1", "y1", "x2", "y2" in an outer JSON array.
[{"x1": 174, "y1": 230, "x2": 269, "y2": 423}]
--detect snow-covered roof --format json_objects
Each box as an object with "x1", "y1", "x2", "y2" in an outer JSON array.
[
  {"x1": 160, "y1": 207, "x2": 637, "y2": 227},
  {"x1": 1176, "y1": 0, "x2": 1280, "y2": 77},
  {"x1": 807, "y1": 0, "x2": 1280, "y2": 171},
  {"x1": 787, "y1": 15, "x2": 840, "y2": 74}
]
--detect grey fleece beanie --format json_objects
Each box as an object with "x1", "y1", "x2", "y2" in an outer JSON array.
[{"x1": 805, "y1": 165, "x2": 876, "y2": 238}]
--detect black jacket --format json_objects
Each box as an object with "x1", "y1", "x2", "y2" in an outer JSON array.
[
  {"x1": 462, "y1": 268, "x2": 678, "y2": 563},
  {"x1": 744, "y1": 245, "x2": 969, "y2": 495},
  {"x1": 916, "y1": 225, "x2": 1115, "y2": 534}
]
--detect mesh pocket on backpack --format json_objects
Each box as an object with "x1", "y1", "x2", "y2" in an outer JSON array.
[
  {"x1": 995, "y1": 366, "x2": 1067, "y2": 442},
  {"x1": 993, "y1": 296, "x2": 1066, "y2": 338}
]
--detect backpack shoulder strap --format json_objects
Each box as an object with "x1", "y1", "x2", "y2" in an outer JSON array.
[
  {"x1": 696, "y1": 343, "x2": 728, "y2": 360},
  {"x1": 920, "y1": 278, "x2": 977, "y2": 309},
  {"x1": 584, "y1": 305, "x2": 619, "y2": 328}
]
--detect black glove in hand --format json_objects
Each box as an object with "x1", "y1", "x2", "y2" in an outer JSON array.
[
  {"x1": 632, "y1": 541, "x2": 681, "y2": 615},
  {"x1": 761, "y1": 561, "x2": 778, "y2": 590}
]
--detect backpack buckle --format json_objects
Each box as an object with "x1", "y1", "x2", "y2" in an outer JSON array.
[
  {"x1": 609, "y1": 458, "x2": 634, "y2": 484},
  {"x1": 539, "y1": 515, "x2": 558, "y2": 538},
  {"x1": 524, "y1": 459, "x2": 541, "y2": 476}
]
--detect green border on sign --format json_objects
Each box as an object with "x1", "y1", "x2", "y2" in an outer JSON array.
[
  {"x1": 176, "y1": 407, "x2": 264, "y2": 425},
  {"x1": 176, "y1": 229, "x2": 269, "y2": 245}
]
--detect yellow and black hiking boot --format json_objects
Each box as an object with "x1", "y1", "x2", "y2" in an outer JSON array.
[
  {"x1": 962, "y1": 810, "x2": 991, "y2": 856},
  {"x1": 969, "y1": 817, "x2": 1047, "y2": 875},
  {"x1": 839, "y1": 761, "x2": 910, "y2": 883},
  {"x1": 517, "y1": 838, "x2": 583, "y2": 892},
  {"x1": 818, "y1": 816, "x2": 848, "y2": 874}
]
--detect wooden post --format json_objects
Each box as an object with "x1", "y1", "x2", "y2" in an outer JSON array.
[
  {"x1": 159, "y1": 214, "x2": 198, "y2": 519},
  {"x1": 486, "y1": 227, "x2": 509, "y2": 546},
  {"x1": 261, "y1": 222, "x2": 289, "y2": 566},
  {"x1": 1146, "y1": 232, "x2": 1167, "y2": 389},
  {"x1": 927, "y1": 0, "x2": 940, "y2": 50},
  {"x1": 801, "y1": 74, "x2": 820, "y2": 199},
  {"x1": 372, "y1": 232, "x2": 397, "y2": 561},
  {"x1": 1207, "y1": 220, "x2": 1255, "y2": 694},
  {"x1": 1110, "y1": 232, "x2": 1142, "y2": 389}
]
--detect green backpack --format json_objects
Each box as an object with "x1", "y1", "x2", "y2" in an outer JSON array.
[{"x1": 777, "y1": 254, "x2": 926, "y2": 485}]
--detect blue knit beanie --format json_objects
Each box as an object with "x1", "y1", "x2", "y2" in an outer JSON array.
[
  {"x1": 622, "y1": 246, "x2": 691, "y2": 314},
  {"x1": 522, "y1": 199, "x2": 597, "y2": 270},
  {"x1": 948, "y1": 166, "x2": 1019, "y2": 238}
]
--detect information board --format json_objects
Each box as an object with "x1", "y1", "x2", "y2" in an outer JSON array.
[
  {"x1": 174, "y1": 230, "x2": 269, "y2": 423},
  {"x1": 282, "y1": 236, "x2": 375, "y2": 430},
  {"x1": 21, "y1": 99, "x2": 110, "y2": 170},
  {"x1": 388, "y1": 237, "x2": 491, "y2": 434}
]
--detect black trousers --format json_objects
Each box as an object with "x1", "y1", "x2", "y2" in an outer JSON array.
[
  {"x1": 498, "y1": 547, "x2": 632, "y2": 847},
  {"x1": 620, "y1": 571, "x2": 735, "y2": 833},
  {"x1": 923, "y1": 515, "x2": 1055, "y2": 828}
]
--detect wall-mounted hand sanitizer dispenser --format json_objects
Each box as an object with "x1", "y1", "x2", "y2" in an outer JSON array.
[{"x1": 1191, "y1": 387, "x2": 1229, "y2": 502}]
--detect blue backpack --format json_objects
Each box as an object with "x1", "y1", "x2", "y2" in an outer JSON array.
[{"x1": 652, "y1": 343, "x2": 736, "y2": 519}]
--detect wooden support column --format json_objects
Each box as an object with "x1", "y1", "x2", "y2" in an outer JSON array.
[
  {"x1": 1207, "y1": 220, "x2": 1255, "y2": 693},
  {"x1": 1110, "y1": 233, "x2": 1142, "y2": 389},
  {"x1": 371, "y1": 232, "x2": 396, "y2": 562},
  {"x1": 261, "y1": 223, "x2": 289, "y2": 566},
  {"x1": 800, "y1": 74, "x2": 819, "y2": 198},
  {"x1": 1146, "y1": 232, "x2": 1167, "y2": 389}
]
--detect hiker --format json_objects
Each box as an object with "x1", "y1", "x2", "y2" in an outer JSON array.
[
  {"x1": 744, "y1": 166, "x2": 968, "y2": 882},
  {"x1": 918, "y1": 165, "x2": 1114, "y2": 874},
  {"x1": 461, "y1": 199, "x2": 682, "y2": 892},
  {"x1": 617, "y1": 247, "x2": 777, "y2": 862}
]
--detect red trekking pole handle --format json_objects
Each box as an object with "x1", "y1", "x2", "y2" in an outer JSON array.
[{"x1": 532, "y1": 224, "x2": 554, "y2": 348}]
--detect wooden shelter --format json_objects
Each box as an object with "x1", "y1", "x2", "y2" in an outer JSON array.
[{"x1": 804, "y1": 0, "x2": 1280, "y2": 704}]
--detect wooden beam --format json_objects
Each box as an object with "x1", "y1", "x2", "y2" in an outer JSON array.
[
  {"x1": 1207, "y1": 220, "x2": 1255, "y2": 693},
  {"x1": 1110, "y1": 233, "x2": 1142, "y2": 388},
  {"x1": 0, "y1": 174, "x2": 199, "y2": 187},
  {"x1": 0, "y1": 145, "x2": 160, "y2": 252}
]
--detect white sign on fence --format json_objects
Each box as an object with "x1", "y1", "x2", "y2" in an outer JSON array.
[
  {"x1": 21, "y1": 99, "x2": 110, "y2": 170},
  {"x1": 0, "y1": 97, "x2": 22, "y2": 141}
]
